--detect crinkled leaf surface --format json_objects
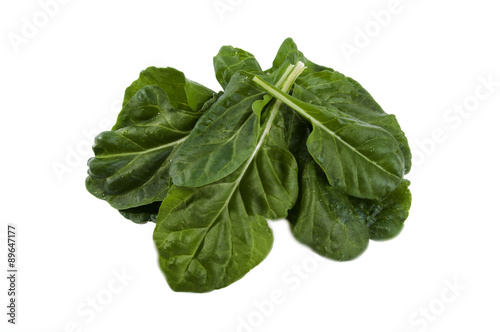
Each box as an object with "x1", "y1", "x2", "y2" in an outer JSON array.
[
  {"x1": 123, "y1": 66, "x2": 215, "y2": 110},
  {"x1": 253, "y1": 77, "x2": 405, "y2": 200},
  {"x1": 118, "y1": 201, "x2": 162, "y2": 224},
  {"x1": 169, "y1": 72, "x2": 264, "y2": 187},
  {"x1": 86, "y1": 38, "x2": 413, "y2": 293},
  {"x1": 154, "y1": 105, "x2": 298, "y2": 292},
  {"x1": 213, "y1": 46, "x2": 263, "y2": 90},
  {"x1": 154, "y1": 63, "x2": 306, "y2": 292},
  {"x1": 290, "y1": 160, "x2": 411, "y2": 260},
  {"x1": 86, "y1": 81, "x2": 218, "y2": 210},
  {"x1": 266, "y1": 38, "x2": 331, "y2": 75},
  {"x1": 154, "y1": 183, "x2": 273, "y2": 293},
  {"x1": 284, "y1": 110, "x2": 368, "y2": 261},
  {"x1": 169, "y1": 59, "x2": 295, "y2": 188},
  {"x1": 350, "y1": 180, "x2": 412, "y2": 240},
  {"x1": 267, "y1": 38, "x2": 411, "y2": 174},
  {"x1": 285, "y1": 108, "x2": 411, "y2": 260},
  {"x1": 294, "y1": 74, "x2": 412, "y2": 174},
  {"x1": 290, "y1": 160, "x2": 370, "y2": 261}
]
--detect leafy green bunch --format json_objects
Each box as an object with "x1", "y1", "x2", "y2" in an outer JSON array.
[{"x1": 86, "y1": 38, "x2": 412, "y2": 293}]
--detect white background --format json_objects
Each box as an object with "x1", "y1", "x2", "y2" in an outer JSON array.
[{"x1": 1, "y1": 0, "x2": 499, "y2": 331}]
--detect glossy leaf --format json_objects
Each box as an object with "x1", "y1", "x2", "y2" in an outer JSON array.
[
  {"x1": 86, "y1": 38, "x2": 413, "y2": 293},
  {"x1": 154, "y1": 183, "x2": 273, "y2": 293},
  {"x1": 350, "y1": 180, "x2": 412, "y2": 240},
  {"x1": 290, "y1": 160, "x2": 370, "y2": 261},
  {"x1": 123, "y1": 66, "x2": 215, "y2": 110},
  {"x1": 294, "y1": 73, "x2": 412, "y2": 174},
  {"x1": 253, "y1": 76, "x2": 405, "y2": 199},
  {"x1": 213, "y1": 46, "x2": 263, "y2": 90},
  {"x1": 153, "y1": 64, "x2": 306, "y2": 292},
  {"x1": 86, "y1": 84, "x2": 218, "y2": 210},
  {"x1": 286, "y1": 109, "x2": 411, "y2": 259},
  {"x1": 290, "y1": 160, "x2": 412, "y2": 260},
  {"x1": 119, "y1": 201, "x2": 162, "y2": 224},
  {"x1": 284, "y1": 110, "x2": 368, "y2": 261},
  {"x1": 170, "y1": 62, "x2": 296, "y2": 188},
  {"x1": 266, "y1": 38, "x2": 331, "y2": 75},
  {"x1": 169, "y1": 72, "x2": 264, "y2": 187},
  {"x1": 154, "y1": 110, "x2": 299, "y2": 293},
  {"x1": 268, "y1": 38, "x2": 411, "y2": 173}
]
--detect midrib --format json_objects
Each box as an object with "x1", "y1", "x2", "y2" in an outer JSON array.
[
  {"x1": 98, "y1": 136, "x2": 188, "y2": 159},
  {"x1": 253, "y1": 77, "x2": 400, "y2": 180}
]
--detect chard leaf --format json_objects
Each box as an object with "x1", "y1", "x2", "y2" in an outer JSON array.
[
  {"x1": 123, "y1": 66, "x2": 215, "y2": 111},
  {"x1": 286, "y1": 107, "x2": 411, "y2": 259},
  {"x1": 290, "y1": 159, "x2": 412, "y2": 260},
  {"x1": 294, "y1": 73, "x2": 412, "y2": 174},
  {"x1": 267, "y1": 38, "x2": 331, "y2": 75},
  {"x1": 154, "y1": 112, "x2": 298, "y2": 292},
  {"x1": 284, "y1": 108, "x2": 369, "y2": 261},
  {"x1": 268, "y1": 38, "x2": 411, "y2": 173},
  {"x1": 154, "y1": 65, "x2": 305, "y2": 292},
  {"x1": 253, "y1": 76, "x2": 405, "y2": 199},
  {"x1": 350, "y1": 179, "x2": 412, "y2": 240},
  {"x1": 290, "y1": 160, "x2": 370, "y2": 261},
  {"x1": 154, "y1": 183, "x2": 273, "y2": 293},
  {"x1": 85, "y1": 38, "x2": 414, "y2": 292},
  {"x1": 118, "y1": 201, "x2": 162, "y2": 224},
  {"x1": 169, "y1": 62, "x2": 295, "y2": 188},
  {"x1": 86, "y1": 83, "x2": 219, "y2": 210},
  {"x1": 169, "y1": 72, "x2": 264, "y2": 187},
  {"x1": 213, "y1": 46, "x2": 263, "y2": 90}
]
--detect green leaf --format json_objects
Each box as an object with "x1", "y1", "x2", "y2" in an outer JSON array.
[
  {"x1": 237, "y1": 112, "x2": 299, "y2": 219},
  {"x1": 290, "y1": 160, "x2": 411, "y2": 260},
  {"x1": 290, "y1": 160, "x2": 369, "y2": 261},
  {"x1": 86, "y1": 85, "x2": 219, "y2": 210},
  {"x1": 268, "y1": 38, "x2": 411, "y2": 174},
  {"x1": 153, "y1": 65, "x2": 307, "y2": 292},
  {"x1": 286, "y1": 109, "x2": 411, "y2": 259},
  {"x1": 267, "y1": 38, "x2": 331, "y2": 75},
  {"x1": 253, "y1": 76, "x2": 405, "y2": 200},
  {"x1": 118, "y1": 201, "x2": 162, "y2": 224},
  {"x1": 350, "y1": 180, "x2": 412, "y2": 240},
  {"x1": 154, "y1": 183, "x2": 273, "y2": 293},
  {"x1": 170, "y1": 61, "x2": 297, "y2": 188},
  {"x1": 85, "y1": 39, "x2": 414, "y2": 292},
  {"x1": 267, "y1": 38, "x2": 411, "y2": 174},
  {"x1": 123, "y1": 67, "x2": 215, "y2": 111},
  {"x1": 294, "y1": 72, "x2": 412, "y2": 174},
  {"x1": 284, "y1": 109, "x2": 368, "y2": 261},
  {"x1": 169, "y1": 72, "x2": 264, "y2": 187},
  {"x1": 213, "y1": 46, "x2": 263, "y2": 90},
  {"x1": 154, "y1": 113, "x2": 298, "y2": 292}
]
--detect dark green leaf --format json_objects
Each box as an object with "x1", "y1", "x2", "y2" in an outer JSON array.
[
  {"x1": 284, "y1": 111, "x2": 368, "y2": 261},
  {"x1": 267, "y1": 38, "x2": 331, "y2": 75},
  {"x1": 123, "y1": 67, "x2": 215, "y2": 111},
  {"x1": 86, "y1": 84, "x2": 218, "y2": 210},
  {"x1": 290, "y1": 160, "x2": 369, "y2": 261},
  {"x1": 85, "y1": 38, "x2": 413, "y2": 293},
  {"x1": 154, "y1": 109, "x2": 299, "y2": 292},
  {"x1": 153, "y1": 65, "x2": 308, "y2": 292},
  {"x1": 154, "y1": 183, "x2": 273, "y2": 293},
  {"x1": 169, "y1": 72, "x2": 264, "y2": 187},
  {"x1": 213, "y1": 46, "x2": 263, "y2": 90},
  {"x1": 286, "y1": 108, "x2": 411, "y2": 259},
  {"x1": 268, "y1": 39, "x2": 411, "y2": 174},
  {"x1": 119, "y1": 201, "x2": 162, "y2": 224},
  {"x1": 169, "y1": 62, "x2": 296, "y2": 188},
  {"x1": 253, "y1": 76, "x2": 405, "y2": 199},
  {"x1": 350, "y1": 180, "x2": 412, "y2": 240},
  {"x1": 295, "y1": 73, "x2": 412, "y2": 174}
]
